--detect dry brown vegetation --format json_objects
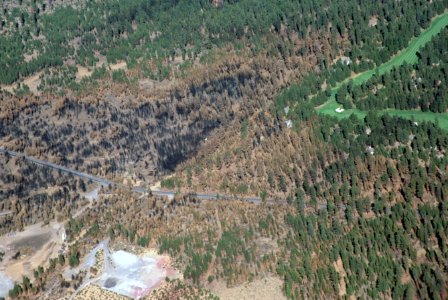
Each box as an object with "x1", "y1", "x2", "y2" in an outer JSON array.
[
  {"x1": 2, "y1": 186, "x2": 290, "y2": 299},
  {"x1": 174, "y1": 114, "x2": 327, "y2": 198}
]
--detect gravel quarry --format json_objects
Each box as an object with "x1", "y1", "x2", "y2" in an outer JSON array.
[
  {"x1": 100, "y1": 250, "x2": 167, "y2": 298},
  {"x1": 72, "y1": 241, "x2": 176, "y2": 299}
]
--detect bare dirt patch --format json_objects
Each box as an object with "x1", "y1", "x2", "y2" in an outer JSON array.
[
  {"x1": 76, "y1": 66, "x2": 93, "y2": 82},
  {"x1": 333, "y1": 257, "x2": 347, "y2": 297},
  {"x1": 0, "y1": 71, "x2": 42, "y2": 95},
  {"x1": 401, "y1": 272, "x2": 412, "y2": 285},
  {"x1": 369, "y1": 15, "x2": 378, "y2": 27},
  {"x1": 21, "y1": 72, "x2": 42, "y2": 94},
  {"x1": 211, "y1": 275, "x2": 285, "y2": 300},
  {"x1": 10, "y1": 231, "x2": 51, "y2": 251},
  {"x1": 24, "y1": 50, "x2": 39, "y2": 63},
  {"x1": 74, "y1": 284, "x2": 130, "y2": 300},
  {"x1": 0, "y1": 222, "x2": 64, "y2": 282},
  {"x1": 110, "y1": 62, "x2": 127, "y2": 71},
  {"x1": 255, "y1": 237, "x2": 279, "y2": 257}
]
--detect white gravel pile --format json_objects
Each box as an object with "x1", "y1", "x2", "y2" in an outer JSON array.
[
  {"x1": 101, "y1": 250, "x2": 165, "y2": 298},
  {"x1": 0, "y1": 271, "x2": 14, "y2": 298}
]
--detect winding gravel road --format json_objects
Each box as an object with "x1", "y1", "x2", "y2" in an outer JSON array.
[{"x1": 0, "y1": 147, "x2": 264, "y2": 204}]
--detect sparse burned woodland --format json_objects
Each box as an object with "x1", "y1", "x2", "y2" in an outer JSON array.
[
  {"x1": 0, "y1": 54, "x2": 308, "y2": 183},
  {"x1": 0, "y1": 153, "x2": 92, "y2": 234}
]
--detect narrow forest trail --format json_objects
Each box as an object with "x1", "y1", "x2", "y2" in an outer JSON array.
[{"x1": 315, "y1": 12, "x2": 448, "y2": 130}]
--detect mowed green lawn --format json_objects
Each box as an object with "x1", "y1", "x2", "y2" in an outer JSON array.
[
  {"x1": 316, "y1": 12, "x2": 448, "y2": 130},
  {"x1": 318, "y1": 97, "x2": 448, "y2": 129}
]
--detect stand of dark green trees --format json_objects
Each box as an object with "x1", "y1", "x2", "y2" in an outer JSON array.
[
  {"x1": 1, "y1": 0, "x2": 446, "y2": 84},
  {"x1": 336, "y1": 28, "x2": 448, "y2": 112}
]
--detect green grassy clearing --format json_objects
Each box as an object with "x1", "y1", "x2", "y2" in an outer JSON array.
[
  {"x1": 318, "y1": 97, "x2": 448, "y2": 129},
  {"x1": 316, "y1": 12, "x2": 448, "y2": 130}
]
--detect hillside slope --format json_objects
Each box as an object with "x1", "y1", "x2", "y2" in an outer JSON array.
[{"x1": 0, "y1": 1, "x2": 448, "y2": 300}]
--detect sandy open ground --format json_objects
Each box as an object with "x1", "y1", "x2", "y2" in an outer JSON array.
[
  {"x1": 1, "y1": 71, "x2": 43, "y2": 95},
  {"x1": 110, "y1": 62, "x2": 127, "y2": 71},
  {"x1": 211, "y1": 275, "x2": 286, "y2": 300},
  {"x1": 76, "y1": 66, "x2": 93, "y2": 82},
  {"x1": 0, "y1": 221, "x2": 64, "y2": 283},
  {"x1": 74, "y1": 284, "x2": 130, "y2": 300}
]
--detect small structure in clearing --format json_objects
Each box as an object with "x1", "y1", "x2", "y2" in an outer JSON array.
[
  {"x1": 284, "y1": 120, "x2": 293, "y2": 128},
  {"x1": 340, "y1": 56, "x2": 352, "y2": 65},
  {"x1": 335, "y1": 107, "x2": 345, "y2": 113}
]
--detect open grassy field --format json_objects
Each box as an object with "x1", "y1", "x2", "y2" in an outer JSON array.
[
  {"x1": 318, "y1": 98, "x2": 448, "y2": 129},
  {"x1": 316, "y1": 12, "x2": 448, "y2": 130}
]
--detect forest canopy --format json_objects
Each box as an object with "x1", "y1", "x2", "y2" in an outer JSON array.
[{"x1": 0, "y1": 0, "x2": 446, "y2": 84}]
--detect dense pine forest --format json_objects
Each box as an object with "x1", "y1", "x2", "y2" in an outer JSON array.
[
  {"x1": 0, "y1": 0, "x2": 448, "y2": 299},
  {"x1": 0, "y1": 0, "x2": 446, "y2": 86},
  {"x1": 168, "y1": 2, "x2": 448, "y2": 298},
  {"x1": 337, "y1": 28, "x2": 448, "y2": 112},
  {"x1": 276, "y1": 113, "x2": 448, "y2": 299}
]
